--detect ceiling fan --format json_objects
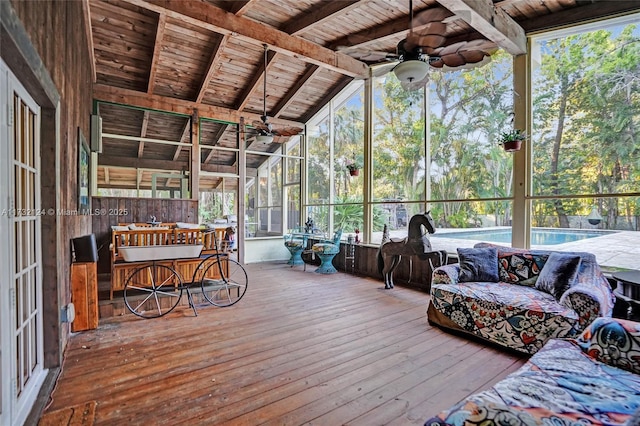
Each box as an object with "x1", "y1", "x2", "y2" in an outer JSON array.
[
  {"x1": 251, "y1": 44, "x2": 304, "y2": 143},
  {"x1": 342, "y1": 0, "x2": 497, "y2": 90}
]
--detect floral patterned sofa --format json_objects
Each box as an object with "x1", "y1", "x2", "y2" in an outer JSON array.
[
  {"x1": 424, "y1": 317, "x2": 640, "y2": 426},
  {"x1": 427, "y1": 243, "x2": 615, "y2": 354}
]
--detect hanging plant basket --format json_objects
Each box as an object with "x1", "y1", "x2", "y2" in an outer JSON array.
[
  {"x1": 499, "y1": 129, "x2": 526, "y2": 153},
  {"x1": 349, "y1": 168, "x2": 360, "y2": 176},
  {"x1": 502, "y1": 140, "x2": 522, "y2": 152}
]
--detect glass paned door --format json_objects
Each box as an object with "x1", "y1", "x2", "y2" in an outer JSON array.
[{"x1": 1, "y1": 59, "x2": 46, "y2": 426}]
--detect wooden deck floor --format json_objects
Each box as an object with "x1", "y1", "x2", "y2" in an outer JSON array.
[{"x1": 43, "y1": 262, "x2": 526, "y2": 425}]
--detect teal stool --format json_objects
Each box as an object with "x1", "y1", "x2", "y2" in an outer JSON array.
[
  {"x1": 285, "y1": 238, "x2": 306, "y2": 266},
  {"x1": 312, "y1": 242, "x2": 340, "y2": 274}
]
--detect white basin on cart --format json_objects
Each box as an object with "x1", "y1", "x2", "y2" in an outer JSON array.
[{"x1": 119, "y1": 244, "x2": 204, "y2": 262}]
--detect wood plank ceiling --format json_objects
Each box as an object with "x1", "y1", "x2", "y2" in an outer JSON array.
[{"x1": 89, "y1": 0, "x2": 640, "y2": 192}]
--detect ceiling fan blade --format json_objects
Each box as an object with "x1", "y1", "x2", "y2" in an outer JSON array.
[
  {"x1": 273, "y1": 126, "x2": 304, "y2": 137},
  {"x1": 459, "y1": 50, "x2": 487, "y2": 64},
  {"x1": 436, "y1": 41, "x2": 466, "y2": 57},
  {"x1": 412, "y1": 6, "x2": 453, "y2": 27},
  {"x1": 430, "y1": 53, "x2": 492, "y2": 72},
  {"x1": 371, "y1": 61, "x2": 398, "y2": 77},
  {"x1": 441, "y1": 52, "x2": 467, "y2": 68},
  {"x1": 252, "y1": 120, "x2": 270, "y2": 132},
  {"x1": 340, "y1": 48, "x2": 396, "y2": 62},
  {"x1": 429, "y1": 56, "x2": 445, "y2": 69},
  {"x1": 405, "y1": 20, "x2": 447, "y2": 52}
]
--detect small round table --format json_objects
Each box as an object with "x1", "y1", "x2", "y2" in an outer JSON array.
[
  {"x1": 312, "y1": 243, "x2": 339, "y2": 274},
  {"x1": 285, "y1": 240, "x2": 306, "y2": 266},
  {"x1": 612, "y1": 270, "x2": 640, "y2": 319}
]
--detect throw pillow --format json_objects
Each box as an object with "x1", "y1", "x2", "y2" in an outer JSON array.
[
  {"x1": 535, "y1": 252, "x2": 582, "y2": 300},
  {"x1": 498, "y1": 252, "x2": 549, "y2": 286},
  {"x1": 457, "y1": 247, "x2": 499, "y2": 283}
]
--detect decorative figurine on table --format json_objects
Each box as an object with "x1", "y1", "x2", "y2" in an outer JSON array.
[
  {"x1": 355, "y1": 228, "x2": 360, "y2": 243},
  {"x1": 304, "y1": 217, "x2": 314, "y2": 234}
]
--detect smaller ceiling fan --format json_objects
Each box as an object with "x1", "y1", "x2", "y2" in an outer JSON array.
[
  {"x1": 251, "y1": 44, "x2": 304, "y2": 143},
  {"x1": 342, "y1": 1, "x2": 497, "y2": 91}
]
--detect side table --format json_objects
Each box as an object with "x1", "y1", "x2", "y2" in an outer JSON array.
[{"x1": 612, "y1": 271, "x2": 640, "y2": 320}]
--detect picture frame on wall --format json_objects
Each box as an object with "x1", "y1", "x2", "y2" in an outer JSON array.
[{"x1": 78, "y1": 127, "x2": 91, "y2": 214}]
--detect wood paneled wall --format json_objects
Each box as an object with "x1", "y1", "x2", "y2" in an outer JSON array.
[
  {"x1": 92, "y1": 197, "x2": 199, "y2": 273},
  {"x1": 5, "y1": 0, "x2": 94, "y2": 367}
]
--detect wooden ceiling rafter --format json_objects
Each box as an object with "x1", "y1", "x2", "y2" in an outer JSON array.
[
  {"x1": 147, "y1": 12, "x2": 167, "y2": 94},
  {"x1": 172, "y1": 121, "x2": 190, "y2": 161},
  {"x1": 226, "y1": 0, "x2": 255, "y2": 16},
  {"x1": 122, "y1": 0, "x2": 368, "y2": 78},
  {"x1": 81, "y1": 0, "x2": 97, "y2": 83},
  {"x1": 204, "y1": 124, "x2": 232, "y2": 164},
  {"x1": 435, "y1": 0, "x2": 527, "y2": 55},
  {"x1": 99, "y1": 155, "x2": 226, "y2": 174},
  {"x1": 195, "y1": 35, "x2": 230, "y2": 103},
  {"x1": 235, "y1": 49, "x2": 277, "y2": 113},
  {"x1": 272, "y1": 64, "x2": 322, "y2": 119},
  {"x1": 281, "y1": 0, "x2": 364, "y2": 36},
  {"x1": 138, "y1": 110, "x2": 150, "y2": 157},
  {"x1": 93, "y1": 83, "x2": 304, "y2": 127}
]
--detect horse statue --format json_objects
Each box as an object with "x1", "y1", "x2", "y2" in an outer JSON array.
[{"x1": 377, "y1": 211, "x2": 448, "y2": 289}]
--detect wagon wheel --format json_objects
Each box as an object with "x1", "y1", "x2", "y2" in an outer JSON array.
[
  {"x1": 124, "y1": 263, "x2": 183, "y2": 318},
  {"x1": 193, "y1": 257, "x2": 248, "y2": 307}
]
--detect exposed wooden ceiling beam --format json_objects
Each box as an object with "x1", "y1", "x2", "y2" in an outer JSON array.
[
  {"x1": 435, "y1": 0, "x2": 526, "y2": 55},
  {"x1": 518, "y1": 1, "x2": 640, "y2": 34},
  {"x1": 236, "y1": 49, "x2": 277, "y2": 112},
  {"x1": 204, "y1": 124, "x2": 231, "y2": 164},
  {"x1": 282, "y1": 0, "x2": 363, "y2": 35},
  {"x1": 329, "y1": 11, "x2": 427, "y2": 51},
  {"x1": 99, "y1": 155, "x2": 228, "y2": 173},
  {"x1": 93, "y1": 84, "x2": 304, "y2": 127},
  {"x1": 138, "y1": 110, "x2": 150, "y2": 158},
  {"x1": 226, "y1": 0, "x2": 254, "y2": 16},
  {"x1": 172, "y1": 122, "x2": 190, "y2": 161},
  {"x1": 123, "y1": 0, "x2": 367, "y2": 78},
  {"x1": 147, "y1": 13, "x2": 166, "y2": 94},
  {"x1": 195, "y1": 35, "x2": 230, "y2": 103},
  {"x1": 81, "y1": 0, "x2": 96, "y2": 83},
  {"x1": 272, "y1": 64, "x2": 322, "y2": 119}
]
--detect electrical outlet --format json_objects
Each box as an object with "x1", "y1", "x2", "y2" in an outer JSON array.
[{"x1": 61, "y1": 303, "x2": 76, "y2": 323}]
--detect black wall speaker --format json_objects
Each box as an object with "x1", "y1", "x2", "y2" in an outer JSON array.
[
  {"x1": 90, "y1": 114, "x2": 102, "y2": 153},
  {"x1": 72, "y1": 234, "x2": 98, "y2": 263}
]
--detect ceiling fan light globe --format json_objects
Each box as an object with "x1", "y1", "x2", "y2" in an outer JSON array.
[
  {"x1": 256, "y1": 134, "x2": 274, "y2": 144},
  {"x1": 393, "y1": 60, "x2": 429, "y2": 84}
]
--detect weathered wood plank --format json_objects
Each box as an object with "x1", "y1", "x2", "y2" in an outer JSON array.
[{"x1": 43, "y1": 263, "x2": 525, "y2": 424}]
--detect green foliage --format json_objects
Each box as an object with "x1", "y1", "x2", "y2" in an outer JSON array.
[
  {"x1": 532, "y1": 23, "x2": 640, "y2": 223},
  {"x1": 499, "y1": 129, "x2": 526, "y2": 143}
]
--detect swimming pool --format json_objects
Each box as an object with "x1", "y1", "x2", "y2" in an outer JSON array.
[{"x1": 434, "y1": 228, "x2": 614, "y2": 245}]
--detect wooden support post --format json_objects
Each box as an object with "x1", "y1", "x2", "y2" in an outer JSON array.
[{"x1": 191, "y1": 110, "x2": 200, "y2": 200}]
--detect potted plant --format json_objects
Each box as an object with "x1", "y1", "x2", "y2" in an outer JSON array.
[
  {"x1": 499, "y1": 129, "x2": 526, "y2": 152},
  {"x1": 346, "y1": 159, "x2": 361, "y2": 176}
]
